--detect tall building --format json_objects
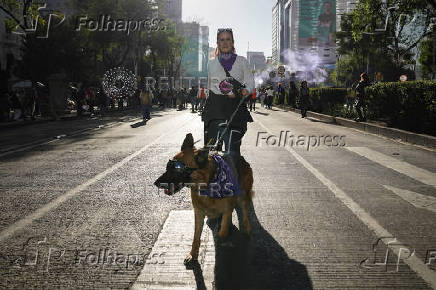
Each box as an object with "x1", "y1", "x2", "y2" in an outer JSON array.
[
  {"x1": 273, "y1": 0, "x2": 353, "y2": 66},
  {"x1": 272, "y1": 2, "x2": 280, "y2": 64},
  {"x1": 199, "y1": 26, "x2": 209, "y2": 74},
  {"x1": 247, "y1": 52, "x2": 267, "y2": 71},
  {"x1": 179, "y1": 22, "x2": 209, "y2": 77},
  {"x1": 162, "y1": 0, "x2": 182, "y2": 23}
]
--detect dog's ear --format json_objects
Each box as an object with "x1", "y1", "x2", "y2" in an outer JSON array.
[
  {"x1": 195, "y1": 148, "x2": 209, "y2": 169},
  {"x1": 181, "y1": 133, "x2": 194, "y2": 151}
]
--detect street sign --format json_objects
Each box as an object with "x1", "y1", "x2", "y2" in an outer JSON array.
[{"x1": 399, "y1": 74, "x2": 408, "y2": 82}]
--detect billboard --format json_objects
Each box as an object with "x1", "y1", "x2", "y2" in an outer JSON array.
[{"x1": 299, "y1": 0, "x2": 336, "y2": 48}]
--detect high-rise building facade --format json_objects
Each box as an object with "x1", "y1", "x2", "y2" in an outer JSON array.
[
  {"x1": 247, "y1": 52, "x2": 267, "y2": 71},
  {"x1": 272, "y1": 1, "x2": 280, "y2": 64},
  {"x1": 273, "y1": 0, "x2": 354, "y2": 65},
  {"x1": 162, "y1": 0, "x2": 182, "y2": 23},
  {"x1": 179, "y1": 22, "x2": 209, "y2": 77}
]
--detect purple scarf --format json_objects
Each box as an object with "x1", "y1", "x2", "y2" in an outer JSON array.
[
  {"x1": 218, "y1": 52, "x2": 237, "y2": 72},
  {"x1": 199, "y1": 155, "x2": 242, "y2": 198}
]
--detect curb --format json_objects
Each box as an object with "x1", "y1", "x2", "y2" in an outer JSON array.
[
  {"x1": 0, "y1": 108, "x2": 140, "y2": 130},
  {"x1": 278, "y1": 106, "x2": 436, "y2": 150}
]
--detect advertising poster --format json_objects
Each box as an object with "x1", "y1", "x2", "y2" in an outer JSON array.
[{"x1": 299, "y1": 0, "x2": 336, "y2": 47}]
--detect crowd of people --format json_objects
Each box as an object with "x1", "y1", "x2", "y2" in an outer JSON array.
[
  {"x1": 137, "y1": 86, "x2": 208, "y2": 121},
  {"x1": 0, "y1": 87, "x2": 41, "y2": 122},
  {"x1": 0, "y1": 74, "x2": 370, "y2": 124}
]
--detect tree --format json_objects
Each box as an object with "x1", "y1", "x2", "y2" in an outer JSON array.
[
  {"x1": 418, "y1": 33, "x2": 435, "y2": 78},
  {"x1": 0, "y1": 0, "x2": 40, "y2": 33},
  {"x1": 335, "y1": 0, "x2": 433, "y2": 82}
]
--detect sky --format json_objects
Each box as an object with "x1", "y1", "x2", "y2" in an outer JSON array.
[{"x1": 182, "y1": 0, "x2": 275, "y2": 58}]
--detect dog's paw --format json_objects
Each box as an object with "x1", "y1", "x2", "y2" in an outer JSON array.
[{"x1": 183, "y1": 254, "x2": 197, "y2": 265}]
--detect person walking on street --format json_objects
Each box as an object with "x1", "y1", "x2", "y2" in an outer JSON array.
[
  {"x1": 10, "y1": 92, "x2": 23, "y2": 121},
  {"x1": 198, "y1": 86, "x2": 206, "y2": 112},
  {"x1": 266, "y1": 86, "x2": 274, "y2": 109},
  {"x1": 190, "y1": 86, "x2": 197, "y2": 112},
  {"x1": 202, "y1": 27, "x2": 254, "y2": 169},
  {"x1": 354, "y1": 72, "x2": 369, "y2": 122},
  {"x1": 140, "y1": 87, "x2": 152, "y2": 120},
  {"x1": 300, "y1": 81, "x2": 309, "y2": 118},
  {"x1": 260, "y1": 88, "x2": 265, "y2": 108},
  {"x1": 249, "y1": 88, "x2": 257, "y2": 111},
  {"x1": 288, "y1": 81, "x2": 297, "y2": 108},
  {"x1": 277, "y1": 83, "x2": 285, "y2": 108}
]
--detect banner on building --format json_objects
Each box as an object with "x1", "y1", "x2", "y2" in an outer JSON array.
[{"x1": 299, "y1": 0, "x2": 336, "y2": 48}]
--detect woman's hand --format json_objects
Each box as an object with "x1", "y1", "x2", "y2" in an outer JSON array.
[{"x1": 228, "y1": 89, "x2": 249, "y2": 99}]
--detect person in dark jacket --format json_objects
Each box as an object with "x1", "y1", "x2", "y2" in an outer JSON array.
[
  {"x1": 354, "y1": 73, "x2": 369, "y2": 122},
  {"x1": 299, "y1": 81, "x2": 309, "y2": 118},
  {"x1": 277, "y1": 83, "x2": 285, "y2": 107},
  {"x1": 10, "y1": 92, "x2": 23, "y2": 120},
  {"x1": 288, "y1": 81, "x2": 298, "y2": 108},
  {"x1": 190, "y1": 86, "x2": 197, "y2": 112}
]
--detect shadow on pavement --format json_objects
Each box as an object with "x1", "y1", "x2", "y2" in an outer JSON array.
[
  {"x1": 203, "y1": 202, "x2": 313, "y2": 290},
  {"x1": 306, "y1": 118, "x2": 328, "y2": 123},
  {"x1": 185, "y1": 260, "x2": 208, "y2": 290},
  {"x1": 130, "y1": 120, "x2": 148, "y2": 128},
  {"x1": 252, "y1": 111, "x2": 269, "y2": 116}
]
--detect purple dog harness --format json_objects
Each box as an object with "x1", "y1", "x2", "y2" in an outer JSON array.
[{"x1": 199, "y1": 155, "x2": 242, "y2": 198}]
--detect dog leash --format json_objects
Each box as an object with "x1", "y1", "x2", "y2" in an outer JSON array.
[{"x1": 208, "y1": 62, "x2": 250, "y2": 152}]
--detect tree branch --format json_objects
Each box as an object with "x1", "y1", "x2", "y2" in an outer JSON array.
[{"x1": 0, "y1": 4, "x2": 26, "y2": 30}]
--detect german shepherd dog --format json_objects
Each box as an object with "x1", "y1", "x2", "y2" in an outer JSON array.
[{"x1": 154, "y1": 133, "x2": 254, "y2": 265}]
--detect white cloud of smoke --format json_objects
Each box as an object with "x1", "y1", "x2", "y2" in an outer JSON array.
[{"x1": 253, "y1": 49, "x2": 330, "y2": 87}]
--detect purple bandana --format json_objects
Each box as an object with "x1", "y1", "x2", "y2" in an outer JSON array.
[
  {"x1": 218, "y1": 52, "x2": 237, "y2": 72},
  {"x1": 199, "y1": 155, "x2": 242, "y2": 198}
]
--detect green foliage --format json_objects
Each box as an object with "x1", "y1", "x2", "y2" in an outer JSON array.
[
  {"x1": 308, "y1": 88, "x2": 348, "y2": 116},
  {"x1": 365, "y1": 81, "x2": 436, "y2": 135},
  {"x1": 301, "y1": 82, "x2": 435, "y2": 136},
  {"x1": 418, "y1": 34, "x2": 436, "y2": 79},
  {"x1": 336, "y1": 0, "x2": 432, "y2": 82},
  {"x1": 9, "y1": 0, "x2": 183, "y2": 86}
]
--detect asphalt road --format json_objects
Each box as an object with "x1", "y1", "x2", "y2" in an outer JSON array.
[{"x1": 0, "y1": 105, "x2": 435, "y2": 289}]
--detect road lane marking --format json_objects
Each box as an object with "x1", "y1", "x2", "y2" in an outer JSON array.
[
  {"x1": 384, "y1": 185, "x2": 436, "y2": 213},
  {"x1": 256, "y1": 120, "x2": 436, "y2": 289},
  {"x1": 0, "y1": 116, "x2": 196, "y2": 242},
  {"x1": 131, "y1": 210, "x2": 214, "y2": 290},
  {"x1": 345, "y1": 147, "x2": 436, "y2": 188}
]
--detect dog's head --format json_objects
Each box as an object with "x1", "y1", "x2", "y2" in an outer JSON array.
[{"x1": 154, "y1": 133, "x2": 212, "y2": 195}]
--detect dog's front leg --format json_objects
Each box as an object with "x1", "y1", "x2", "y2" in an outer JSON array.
[
  {"x1": 184, "y1": 210, "x2": 204, "y2": 265},
  {"x1": 218, "y1": 211, "x2": 232, "y2": 239}
]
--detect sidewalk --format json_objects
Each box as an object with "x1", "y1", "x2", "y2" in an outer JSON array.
[
  {"x1": 275, "y1": 105, "x2": 436, "y2": 150},
  {"x1": 0, "y1": 107, "x2": 139, "y2": 130}
]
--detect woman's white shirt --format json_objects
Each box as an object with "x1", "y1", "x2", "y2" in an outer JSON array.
[{"x1": 207, "y1": 55, "x2": 254, "y2": 96}]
